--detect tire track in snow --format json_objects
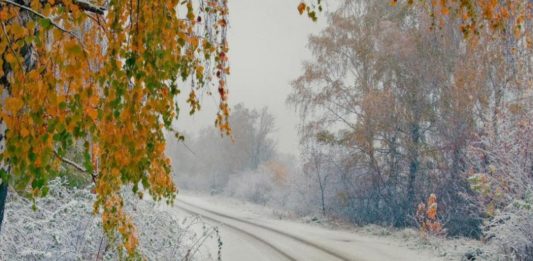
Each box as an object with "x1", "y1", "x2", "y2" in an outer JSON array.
[
  {"x1": 176, "y1": 199, "x2": 353, "y2": 261},
  {"x1": 176, "y1": 201, "x2": 297, "y2": 261}
]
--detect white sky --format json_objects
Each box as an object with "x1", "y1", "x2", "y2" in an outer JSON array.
[{"x1": 176, "y1": 1, "x2": 328, "y2": 156}]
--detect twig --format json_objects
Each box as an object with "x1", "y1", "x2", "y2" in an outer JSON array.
[
  {"x1": 0, "y1": 21, "x2": 24, "y2": 72},
  {"x1": 1, "y1": 0, "x2": 75, "y2": 37},
  {"x1": 53, "y1": 150, "x2": 98, "y2": 182},
  {"x1": 0, "y1": 0, "x2": 89, "y2": 52},
  {"x1": 69, "y1": 0, "x2": 106, "y2": 15},
  {"x1": 95, "y1": 235, "x2": 105, "y2": 261},
  {"x1": 182, "y1": 142, "x2": 197, "y2": 157}
]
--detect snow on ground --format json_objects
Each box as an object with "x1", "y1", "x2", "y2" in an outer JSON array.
[
  {"x1": 0, "y1": 181, "x2": 218, "y2": 261},
  {"x1": 0, "y1": 182, "x2": 490, "y2": 260},
  {"x1": 170, "y1": 191, "x2": 487, "y2": 261}
]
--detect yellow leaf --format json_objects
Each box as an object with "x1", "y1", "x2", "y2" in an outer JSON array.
[
  {"x1": 89, "y1": 95, "x2": 99, "y2": 106},
  {"x1": 20, "y1": 127, "x2": 29, "y2": 138},
  {"x1": 10, "y1": 24, "x2": 26, "y2": 39},
  {"x1": 195, "y1": 65, "x2": 204, "y2": 76},
  {"x1": 5, "y1": 97, "x2": 24, "y2": 113},
  {"x1": 86, "y1": 107, "x2": 98, "y2": 121}
]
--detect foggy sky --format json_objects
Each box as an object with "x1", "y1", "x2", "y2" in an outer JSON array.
[{"x1": 176, "y1": 1, "x2": 327, "y2": 156}]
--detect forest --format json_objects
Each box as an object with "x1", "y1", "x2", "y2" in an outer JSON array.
[
  {"x1": 171, "y1": 1, "x2": 533, "y2": 259},
  {"x1": 299, "y1": 0, "x2": 532, "y2": 248},
  {"x1": 1, "y1": 0, "x2": 532, "y2": 260}
]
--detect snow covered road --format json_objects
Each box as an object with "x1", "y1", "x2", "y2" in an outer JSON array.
[
  {"x1": 176, "y1": 199, "x2": 347, "y2": 261},
  {"x1": 164, "y1": 194, "x2": 443, "y2": 261}
]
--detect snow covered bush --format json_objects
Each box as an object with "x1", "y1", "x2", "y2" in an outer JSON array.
[
  {"x1": 224, "y1": 167, "x2": 275, "y2": 205},
  {"x1": 483, "y1": 197, "x2": 533, "y2": 261},
  {"x1": 467, "y1": 111, "x2": 533, "y2": 260},
  {"x1": 0, "y1": 179, "x2": 219, "y2": 260},
  {"x1": 222, "y1": 159, "x2": 328, "y2": 218}
]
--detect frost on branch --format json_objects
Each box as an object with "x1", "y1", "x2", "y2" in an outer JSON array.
[
  {"x1": 482, "y1": 196, "x2": 533, "y2": 260},
  {"x1": 467, "y1": 109, "x2": 533, "y2": 260},
  {"x1": 0, "y1": 179, "x2": 218, "y2": 260}
]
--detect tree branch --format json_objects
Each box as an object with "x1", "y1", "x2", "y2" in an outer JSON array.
[
  {"x1": 0, "y1": 21, "x2": 24, "y2": 71},
  {"x1": 0, "y1": 0, "x2": 90, "y2": 53},
  {"x1": 45, "y1": 0, "x2": 107, "y2": 15},
  {"x1": 0, "y1": 0, "x2": 78, "y2": 38},
  {"x1": 69, "y1": 0, "x2": 106, "y2": 15},
  {"x1": 54, "y1": 151, "x2": 97, "y2": 182}
]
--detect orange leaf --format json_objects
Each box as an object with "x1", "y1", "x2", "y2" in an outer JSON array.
[
  {"x1": 5, "y1": 97, "x2": 24, "y2": 113},
  {"x1": 297, "y1": 2, "x2": 306, "y2": 15},
  {"x1": 86, "y1": 107, "x2": 98, "y2": 121},
  {"x1": 20, "y1": 127, "x2": 29, "y2": 138}
]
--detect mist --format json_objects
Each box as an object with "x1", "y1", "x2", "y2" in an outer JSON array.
[{"x1": 1, "y1": 0, "x2": 531, "y2": 260}]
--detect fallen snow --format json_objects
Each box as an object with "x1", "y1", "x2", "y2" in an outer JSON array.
[
  {"x1": 174, "y1": 191, "x2": 485, "y2": 261},
  {"x1": 0, "y1": 180, "x2": 218, "y2": 260}
]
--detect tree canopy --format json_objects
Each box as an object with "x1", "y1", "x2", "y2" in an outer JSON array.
[
  {"x1": 0, "y1": 0, "x2": 229, "y2": 256},
  {"x1": 395, "y1": 0, "x2": 533, "y2": 38},
  {"x1": 290, "y1": 0, "x2": 532, "y2": 238},
  {"x1": 301, "y1": 0, "x2": 532, "y2": 41}
]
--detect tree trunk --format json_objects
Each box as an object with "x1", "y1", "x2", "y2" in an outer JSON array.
[
  {"x1": 313, "y1": 153, "x2": 327, "y2": 216},
  {"x1": 406, "y1": 122, "x2": 420, "y2": 225},
  {"x1": 320, "y1": 193, "x2": 326, "y2": 216},
  {"x1": 0, "y1": 3, "x2": 36, "y2": 235},
  {"x1": 0, "y1": 120, "x2": 7, "y2": 234},
  {"x1": 0, "y1": 180, "x2": 7, "y2": 234},
  {"x1": 317, "y1": 169, "x2": 327, "y2": 216}
]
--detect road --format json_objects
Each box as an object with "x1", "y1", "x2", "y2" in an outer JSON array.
[{"x1": 165, "y1": 195, "x2": 442, "y2": 261}]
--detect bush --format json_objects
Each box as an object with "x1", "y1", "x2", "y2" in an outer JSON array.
[
  {"x1": 0, "y1": 179, "x2": 219, "y2": 260},
  {"x1": 484, "y1": 199, "x2": 533, "y2": 261},
  {"x1": 415, "y1": 194, "x2": 446, "y2": 238}
]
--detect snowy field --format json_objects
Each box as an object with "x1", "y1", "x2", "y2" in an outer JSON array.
[{"x1": 0, "y1": 181, "x2": 508, "y2": 260}]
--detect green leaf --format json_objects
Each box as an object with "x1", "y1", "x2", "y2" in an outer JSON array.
[
  {"x1": 66, "y1": 45, "x2": 83, "y2": 55},
  {"x1": 0, "y1": 169, "x2": 8, "y2": 183},
  {"x1": 29, "y1": 150, "x2": 37, "y2": 162},
  {"x1": 38, "y1": 18, "x2": 52, "y2": 30},
  {"x1": 41, "y1": 186, "x2": 49, "y2": 197}
]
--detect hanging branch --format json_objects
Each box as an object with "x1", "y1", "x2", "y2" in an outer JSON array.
[{"x1": 53, "y1": 151, "x2": 98, "y2": 183}]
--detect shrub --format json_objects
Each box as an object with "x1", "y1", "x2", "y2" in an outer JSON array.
[
  {"x1": 0, "y1": 179, "x2": 219, "y2": 260},
  {"x1": 415, "y1": 193, "x2": 446, "y2": 238}
]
